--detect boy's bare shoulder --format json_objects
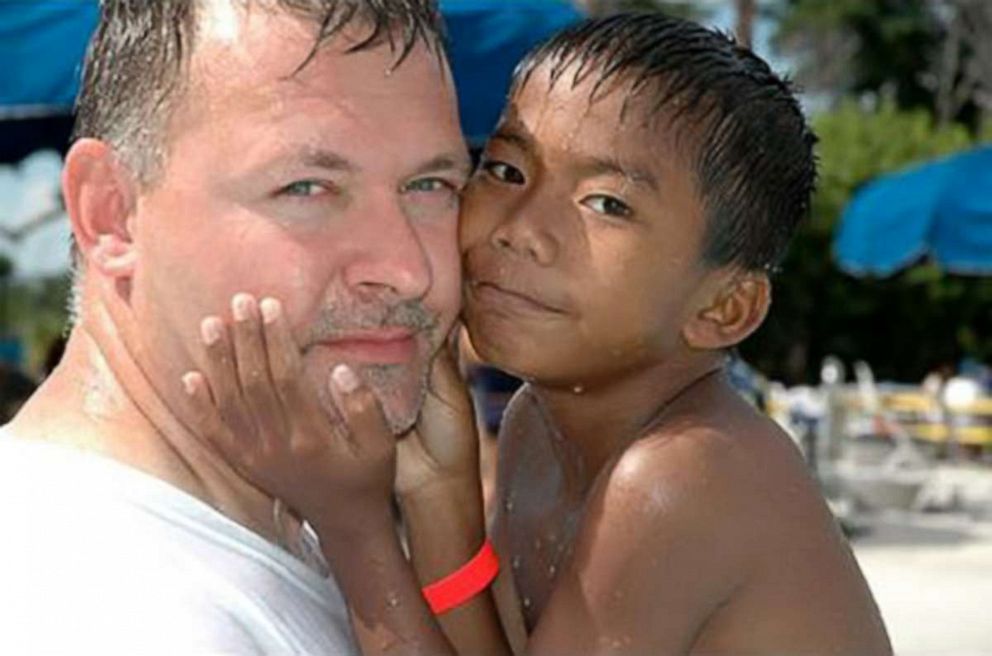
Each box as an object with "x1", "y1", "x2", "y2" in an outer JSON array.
[{"x1": 598, "y1": 381, "x2": 828, "y2": 553}]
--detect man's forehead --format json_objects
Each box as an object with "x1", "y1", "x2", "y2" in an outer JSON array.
[
  {"x1": 192, "y1": 0, "x2": 313, "y2": 72},
  {"x1": 199, "y1": 0, "x2": 244, "y2": 44}
]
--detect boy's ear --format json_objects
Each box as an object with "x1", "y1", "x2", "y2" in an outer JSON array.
[
  {"x1": 62, "y1": 138, "x2": 138, "y2": 279},
  {"x1": 682, "y1": 271, "x2": 771, "y2": 351}
]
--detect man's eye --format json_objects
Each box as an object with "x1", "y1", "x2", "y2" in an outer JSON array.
[
  {"x1": 581, "y1": 194, "x2": 632, "y2": 218},
  {"x1": 279, "y1": 180, "x2": 329, "y2": 197},
  {"x1": 482, "y1": 161, "x2": 525, "y2": 185},
  {"x1": 404, "y1": 178, "x2": 456, "y2": 194}
]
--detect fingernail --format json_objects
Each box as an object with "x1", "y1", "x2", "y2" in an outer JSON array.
[
  {"x1": 331, "y1": 364, "x2": 360, "y2": 393},
  {"x1": 182, "y1": 373, "x2": 197, "y2": 395},
  {"x1": 201, "y1": 318, "x2": 222, "y2": 345},
  {"x1": 260, "y1": 297, "x2": 281, "y2": 324},
  {"x1": 232, "y1": 293, "x2": 253, "y2": 321}
]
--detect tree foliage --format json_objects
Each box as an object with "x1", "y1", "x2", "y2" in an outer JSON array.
[
  {"x1": 773, "y1": 0, "x2": 991, "y2": 130},
  {"x1": 740, "y1": 100, "x2": 991, "y2": 383}
]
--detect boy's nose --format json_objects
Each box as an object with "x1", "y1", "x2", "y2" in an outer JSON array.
[{"x1": 490, "y1": 208, "x2": 559, "y2": 266}]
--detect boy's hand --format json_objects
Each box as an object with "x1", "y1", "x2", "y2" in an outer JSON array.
[
  {"x1": 395, "y1": 342, "x2": 481, "y2": 500},
  {"x1": 180, "y1": 293, "x2": 396, "y2": 537}
]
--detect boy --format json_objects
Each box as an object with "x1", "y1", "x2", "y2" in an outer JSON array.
[{"x1": 184, "y1": 13, "x2": 891, "y2": 654}]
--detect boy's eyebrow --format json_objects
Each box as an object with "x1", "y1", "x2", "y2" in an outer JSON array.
[
  {"x1": 577, "y1": 155, "x2": 660, "y2": 192},
  {"x1": 489, "y1": 128, "x2": 533, "y2": 151},
  {"x1": 489, "y1": 127, "x2": 659, "y2": 191}
]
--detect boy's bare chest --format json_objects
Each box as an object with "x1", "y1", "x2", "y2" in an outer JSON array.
[{"x1": 497, "y1": 412, "x2": 584, "y2": 629}]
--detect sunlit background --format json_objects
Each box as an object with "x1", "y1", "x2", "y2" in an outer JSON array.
[{"x1": 1, "y1": 2, "x2": 990, "y2": 653}]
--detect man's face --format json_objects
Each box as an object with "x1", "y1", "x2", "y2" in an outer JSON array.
[
  {"x1": 460, "y1": 65, "x2": 713, "y2": 388},
  {"x1": 129, "y1": 6, "x2": 468, "y2": 432}
]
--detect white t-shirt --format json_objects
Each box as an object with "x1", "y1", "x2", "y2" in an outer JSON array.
[{"x1": 0, "y1": 433, "x2": 357, "y2": 655}]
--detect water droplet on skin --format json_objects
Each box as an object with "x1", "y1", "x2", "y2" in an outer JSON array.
[
  {"x1": 511, "y1": 555, "x2": 522, "y2": 570},
  {"x1": 386, "y1": 593, "x2": 400, "y2": 608},
  {"x1": 547, "y1": 564, "x2": 557, "y2": 578},
  {"x1": 503, "y1": 497, "x2": 515, "y2": 513},
  {"x1": 572, "y1": 384, "x2": 585, "y2": 394},
  {"x1": 522, "y1": 597, "x2": 532, "y2": 609}
]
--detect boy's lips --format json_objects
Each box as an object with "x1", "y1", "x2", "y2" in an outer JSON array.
[
  {"x1": 313, "y1": 328, "x2": 420, "y2": 364},
  {"x1": 466, "y1": 279, "x2": 568, "y2": 316}
]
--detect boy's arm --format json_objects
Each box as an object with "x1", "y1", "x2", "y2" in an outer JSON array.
[
  {"x1": 180, "y1": 298, "x2": 506, "y2": 655},
  {"x1": 526, "y1": 435, "x2": 748, "y2": 655},
  {"x1": 393, "y1": 348, "x2": 514, "y2": 655},
  {"x1": 398, "y1": 480, "x2": 512, "y2": 656}
]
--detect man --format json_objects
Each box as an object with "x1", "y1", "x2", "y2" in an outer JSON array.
[{"x1": 0, "y1": 0, "x2": 470, "y2": 652}]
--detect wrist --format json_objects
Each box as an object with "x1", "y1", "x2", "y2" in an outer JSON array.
[
  {"x1": 399, "y1": 474, "x2": 482, "y2": 509},
  {"x1": 308, "y1": 500, "x2": 397, "y2": 546}
]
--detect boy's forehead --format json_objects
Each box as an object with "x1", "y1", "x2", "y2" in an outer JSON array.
[{"x1": 508, "y1": 62, "x2": 688, "y2": 165}]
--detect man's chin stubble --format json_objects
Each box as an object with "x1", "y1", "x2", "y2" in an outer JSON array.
[{"x1": 312, "y1": 362, "x2": 428, "y2": 437}]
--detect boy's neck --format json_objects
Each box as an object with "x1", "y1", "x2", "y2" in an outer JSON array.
[{"x1": 526, "y1": 352, "x2": 727, "y2": 493}]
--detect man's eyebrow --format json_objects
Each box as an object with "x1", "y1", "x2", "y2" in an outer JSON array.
[
  {"x1": 299, "y1": 149, "x2": 357, "y2": 172},
  {"x1": 577, "y1": 155, "x2": 660, "y2": 192},
  {"x1": 412, "y1": 153, "x2": 474, "y2": 178}
]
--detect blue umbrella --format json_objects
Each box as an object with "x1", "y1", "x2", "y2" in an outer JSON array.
[
  {"x1": 834, "y1": 146, "x2": 992, "y2": 276},
  {"x1": 0, "y1": 1, "x2": 579, "y2": 140},
  {"x1": 0, "y1": 1, "x2": 98, "y2": 118},
  {"x1": 441, "y1": 0, "x2": 582, "y2": 146}
]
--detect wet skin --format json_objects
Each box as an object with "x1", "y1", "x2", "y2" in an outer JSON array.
[
  {"x1": 170, "y1": 36, "x2": 891, "y2": 656},
  {"x1": 459, "y1": 63, "x2": 892, "y2": 653}
]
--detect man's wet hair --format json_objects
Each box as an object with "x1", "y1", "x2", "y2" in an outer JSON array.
[
  {"x1": 511, "y1": 13, "x2": 817, "y2": 272},
  {"x1": 73, "y1": 0, "x2": 444, "y2": 186}
]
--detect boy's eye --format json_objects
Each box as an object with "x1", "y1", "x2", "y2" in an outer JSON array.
[
  {"x1": 279, "y1": 180, "x2": 330, "y2": 198},
  {"x1": 581, "y1": 194, "x2": 632, "y2": 218},
  {"x1": 483, "y1": 160, "x2": 525, "y2": 185}
]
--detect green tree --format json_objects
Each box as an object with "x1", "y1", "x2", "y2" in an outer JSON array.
[
  {"x1": 741, "y1": 100, "x2": 991, "y2": 383},
  {"x1": 773, "y1": 0, "x2": 941, "y2": 109}
]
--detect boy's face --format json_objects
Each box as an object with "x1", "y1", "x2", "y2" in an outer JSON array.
[{"x1": 460, "y1": 64, "x2": 715, "y2": 387}]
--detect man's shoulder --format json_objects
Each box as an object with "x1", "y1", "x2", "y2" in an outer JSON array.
[{"x1": 0, "y1": 436, "x2": 356, "y2": 654}]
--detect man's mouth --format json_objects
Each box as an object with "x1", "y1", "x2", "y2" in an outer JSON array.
[{"x1": 313, "y1": 327, "x2": 420, "y2": 365}]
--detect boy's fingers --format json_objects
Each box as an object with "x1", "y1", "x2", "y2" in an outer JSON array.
[
  {"x1": 328, "y1": 364, "x2": 395, "y2": 456},
  {"x1": 431, "y1": 346, "x2": 469, "y2": 398},
  {"x1": 199, "y1": 316, "x2": 255, "y2": 442},
  {"x1": 422, "y1": 347, "x2": 474, "y2": 424},
  {"x1": 258, "y1": 297, "x2": 306, "y2": 410},
  {"x1": 230, "y1": 294, "x2": 283, "y2": 432},
  {"x1": 181, "y1": 371, "x2": 237, "y2": 457}
]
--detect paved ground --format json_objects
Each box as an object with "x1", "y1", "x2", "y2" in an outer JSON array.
[{"x1": 851, "y1": 510, "x2": 992, "y2": 655}]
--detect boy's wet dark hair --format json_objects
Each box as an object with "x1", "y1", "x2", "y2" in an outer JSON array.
[{"x1": 510, "y1": 13, "x2": 817, "y2": 273}]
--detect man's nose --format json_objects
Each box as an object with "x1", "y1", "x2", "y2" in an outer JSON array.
[{"x1": 342, "y1": 194, "x2": 433, "y2": 302}]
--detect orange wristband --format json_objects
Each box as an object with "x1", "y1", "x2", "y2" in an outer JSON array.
[{"x1": 421, "y1": 539, "x2": 500, "y2": 615}]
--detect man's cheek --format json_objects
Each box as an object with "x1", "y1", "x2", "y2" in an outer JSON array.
[{"x1": 425, "y1": 233, "x2": 462, "y2": 313}]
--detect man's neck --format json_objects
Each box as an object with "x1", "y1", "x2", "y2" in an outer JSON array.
[
  {"x1": 7, "y1": 319, "x2": 285, "y2": 545},
  {"x1": 525, "y1": 352, "x2": 726, "y2": 495}
]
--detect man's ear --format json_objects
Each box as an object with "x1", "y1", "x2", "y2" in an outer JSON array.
[
  {"x1": 62, "y1": 138, "x2": 138, "y2": 279},
  {"x1": 682, "y1": 271, "x2": 771, "y2": 351}
]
